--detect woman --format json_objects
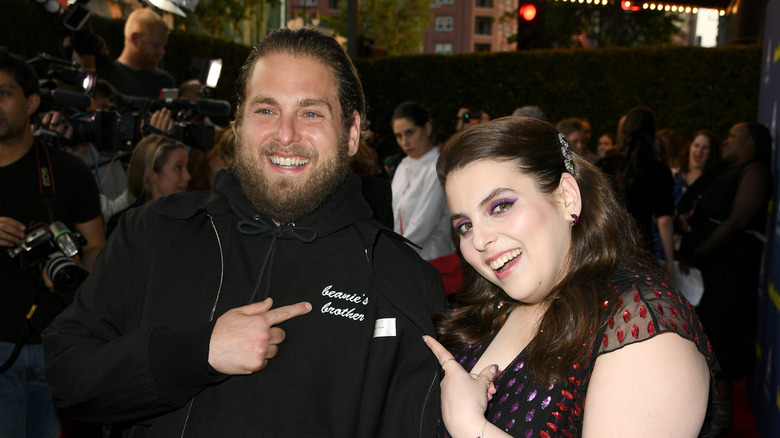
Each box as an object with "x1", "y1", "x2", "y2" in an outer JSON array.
[
  {"x1": 391, "y1": 101, "x2": 459, "y2": 293},
  {"x1": 672, "y1": 130, "x2": 720, "y2": 204},
  {"x1": 106, "y1": 134, "x2": 190, "y2": 236},
  {"x1": 677, "y1": 122, "x2": 772, "y2": 437},
  {"x1": 423, "y1": 116, "x2": 715, "y2": 437},
  {"x1": 596, "y1": 107, "x2": 675, "y2": 276}
]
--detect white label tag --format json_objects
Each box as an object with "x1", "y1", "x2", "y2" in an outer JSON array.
[{"x1": 373, "y1": 318, "x2": 396, "y2": 338}]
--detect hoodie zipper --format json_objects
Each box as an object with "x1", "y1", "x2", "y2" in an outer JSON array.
[
  {"x1": 419, "y1": 370, "x2": 439, "y2": 437},
  {"x1": 180, "y1": 213, "x2": 225, "y2": 437}
]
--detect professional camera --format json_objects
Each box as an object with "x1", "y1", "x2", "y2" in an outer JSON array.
[
  {"x1": 145, "y1": 96, "x2": 231, "y2": 151},
  {"x1": 7, "y1": 222, "x2": 88, "y2": 300},
  {"x1": 462, "y1": 111, "x2": 482, "y2": 122}
]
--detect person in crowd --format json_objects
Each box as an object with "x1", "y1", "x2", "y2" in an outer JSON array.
[
  {"x1": 97, "y1": 8, "x2": 175, "y2": 100},
  {"x1": 391, "y1": 101, "x2": 454, "y2": 260},
  {"x1": 423, "y1": 116, "x2": 715, "y2": 438},
  {"x1": 105, "y1": 134, "x2": 190, "y2": 236},
  {"x1": 677, "y1": 122, "x2": 772, "y2": 438},
  {"x1": 672, "y1": 129, "x2": 720, "y2": 203},
  {"x1": 204, "y1": 126, "x2": 236, "y2": 188},
  {"x1": 456, "y1": 107, "x2": 490, "y2": 132},
  {"x1": 391, "y1": 101, "x2": 460, "y2": 293},
  {"x1": 596, "y1": 107, "x2": 675, "y2": 277},
  {"x1": 350, "y1": 139, "x2": 394, "y2": 228},
  {"x1": 66, "y1": 79, "x2": 134, "y2": 221},
  {"x1": 596, "y1": 131, "x2": 617, "y2": 157},
  {"x1": 511, "y1": 105, "x2": 547, "y2": 121},
  {"x1": 0, "y1": 48, "x2": 104, "y2": 438},
  {"x1": 42, "y1": 28, "x2": 445, "y2": 437},
  {"x1": 555, "y1": 118, "x2": 588, "y2": 155},
  {"x1": 577, "y1": 117, "x2": 592, "y2": 149},
  {"x1": 655, "y1": 128, "x2": 686, "y2": 170}
]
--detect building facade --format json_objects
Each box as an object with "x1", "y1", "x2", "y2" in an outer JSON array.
[
  {"x1": 283, "y1": 0, "x2": 519, "y2": 55},
  {"x1": 423, "y1": 0, "x2": 518, "y2": 54}
]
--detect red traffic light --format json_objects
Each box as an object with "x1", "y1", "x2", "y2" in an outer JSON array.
[{"x1": 519, "y1": 3, "x2": 537, "y2": 21}]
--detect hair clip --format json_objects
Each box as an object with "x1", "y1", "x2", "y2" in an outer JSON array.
[{"x1": 558, "y1": 133, "x2": 576, "y2": 175}]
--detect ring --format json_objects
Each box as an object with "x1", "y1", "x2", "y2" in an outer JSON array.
[
  {"x1": 441, "y1": 358, "x2": 454, "y2": 367},
  {"x1": 475, "y1": 374, "x2": 491, "y2": 386}
]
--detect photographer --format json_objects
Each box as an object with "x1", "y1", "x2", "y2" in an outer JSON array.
[
  {"x1": 96, "y1": 8, "x2": 175, "y2": 100},
  {"x1": 0, "y1": 48, "x2": 103, "y2": 438}
]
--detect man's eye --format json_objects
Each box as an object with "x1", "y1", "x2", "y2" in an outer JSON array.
[{"x1": 303, "y1": 111, "x2": 320, "y2": 118}]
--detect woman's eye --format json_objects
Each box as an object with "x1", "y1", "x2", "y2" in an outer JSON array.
[
  {"x1": 489, "y1": 199, "x2": 515, "y2": 215},
  {"x1": 454, "y1": 220, "x2": 472, "y2": 235}
]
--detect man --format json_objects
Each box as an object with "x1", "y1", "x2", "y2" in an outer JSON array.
[
  {"x1": 0, "y1": 48, "x2": 104, "y2": 438},
  {"x1": 43, "y1": 28, "x2": 446, "y2": 437},
  {"x1": 98, "y1": 8, "x2": 176, "y2": 99}
]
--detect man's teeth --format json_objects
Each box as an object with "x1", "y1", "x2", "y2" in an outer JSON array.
[
  {"x1": 270, "y1": 156, "x2": 308, "y2": 167},
  {"x1": 490, "y1": 249, "x2": 523, "y2": 270}
]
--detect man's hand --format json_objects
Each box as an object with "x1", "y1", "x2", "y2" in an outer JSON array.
[
  {"x1": 0, "y1": 217, "x2": 25, "y2": 247},
  {"x1": 148, "y1": 108, "x2": 175, "y2": 134},
  {"x1": 208, "y1": 298, "x2": 312, "y2": 375}
]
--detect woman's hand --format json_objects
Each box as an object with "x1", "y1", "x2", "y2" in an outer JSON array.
[{"x1": 423, "y1": 335, "x2": 498, "y2": 438}]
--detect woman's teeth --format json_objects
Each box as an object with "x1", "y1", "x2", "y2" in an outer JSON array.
[{"x1": 490, "y1": 249, "x2": 523, "y2": 271}]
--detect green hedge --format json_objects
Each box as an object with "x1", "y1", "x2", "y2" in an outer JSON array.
[
  {"x1": 356, "y1": 46, "x2": 761, "y2": 145},
  {"x1": 2, "y1": 0, "x2": 761, "y2": 146}
]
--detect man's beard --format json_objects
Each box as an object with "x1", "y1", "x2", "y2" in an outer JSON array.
[{"x1": 234, "y1": 132, "x2": 349, "y2": 224}]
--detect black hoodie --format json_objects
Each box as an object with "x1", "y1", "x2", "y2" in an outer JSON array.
[{"x1": 44, "y1": 170, "x2": 446, "y2": 437}]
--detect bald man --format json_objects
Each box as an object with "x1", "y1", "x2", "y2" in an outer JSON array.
[{"x1": 99, "y1": 8, "x2": 176, "y2": 99}]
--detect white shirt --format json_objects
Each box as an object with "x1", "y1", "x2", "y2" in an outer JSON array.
[{"x1": 391, "y1": 147, "x2": 455, "y2": 260}]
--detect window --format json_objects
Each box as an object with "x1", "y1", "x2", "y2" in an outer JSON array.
[
  {"x1": 474, "y1": 43, "x2": 492, "y2": 52},
  {"x1": 435, "y1": 0, "x2": 455, "y2": 4},
  {"x1": 435, "y1": 16, "x2": 454, "y2": 31},
  {"x1": 435, "y1": 43, "x2": 453, "y2": 54},
  {"x1": 476, "y1": 0, "x2": 494, "y2": 7},
  {"x1": 329, "y1": 0, "x2": 338, "y2": 9},
  {"x1": 475, "y1": 17, "x2": 493, "y2": 35}
]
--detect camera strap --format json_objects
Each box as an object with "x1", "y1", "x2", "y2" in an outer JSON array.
[{"x1": 34, "y1": 139, "x2": 57, "y2": 223}]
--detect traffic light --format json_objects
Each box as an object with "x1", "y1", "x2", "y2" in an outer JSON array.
[{"x1": 517, "y1": 0, "x2": 546, "y2": 50}]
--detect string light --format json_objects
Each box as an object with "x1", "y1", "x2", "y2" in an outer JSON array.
[{"x1": 547, "y1": 0, "x2": 722, "y2": 14}]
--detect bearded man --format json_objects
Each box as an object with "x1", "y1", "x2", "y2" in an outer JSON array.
[{"x1": 42, "y1": 28, "x2": 445, "y2": 437}]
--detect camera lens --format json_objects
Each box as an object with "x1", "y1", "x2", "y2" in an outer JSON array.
[{"x1": 45, "y1": 252, "x2": 88, "y2": 298}]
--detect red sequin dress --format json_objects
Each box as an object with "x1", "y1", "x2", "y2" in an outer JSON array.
[{"x1": 447, "y1": 270, "x2": 717, "y2": 438}]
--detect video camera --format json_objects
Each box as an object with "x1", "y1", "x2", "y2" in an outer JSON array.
[
  {"x1": 7, "y1": 222, "x2": 88, "y2": 301},
  {"x1": 27, "y1": 53, "x2": 231, "y2": 151}
]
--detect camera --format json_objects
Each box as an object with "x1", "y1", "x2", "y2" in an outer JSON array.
[
  {"x1": 462, "y1": 111, "x2": 482, "y2": 122},
  {"x1": 8, "y1": 222, "x2": 88, "y2": 300}
]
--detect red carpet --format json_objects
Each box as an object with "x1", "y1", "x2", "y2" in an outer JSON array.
[{"x1": 722, "y1": 381, "x2": 758, "y2": 438}]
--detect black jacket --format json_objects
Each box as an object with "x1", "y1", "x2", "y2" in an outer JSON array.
[{"x1": 43, "y1": 170, "x2": 446, "y2": 437}]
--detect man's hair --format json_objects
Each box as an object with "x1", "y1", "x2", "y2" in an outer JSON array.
[
  {"x1": 234, "y1": 28, "x2": 365, "y2": 133},
  {"x1": 0, "y1": 47, "x2": 39, "y2": 97},
  {"x1": 124, "y1": 8, "x2": 168, "y2": 41},
  {"x1": 436, "y1": 115, "x2": 657, "y2": 386}
]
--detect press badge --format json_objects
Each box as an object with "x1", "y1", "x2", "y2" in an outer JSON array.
[{"x1": 373, "y1": 318, "x2": 396, "y2": 338}]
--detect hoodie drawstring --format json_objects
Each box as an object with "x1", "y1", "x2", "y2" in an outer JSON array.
[{"x1": 237, "y1": 219, "x2": 317, "y2": 303}]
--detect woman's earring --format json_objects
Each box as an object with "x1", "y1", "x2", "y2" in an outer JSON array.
[{"x1": 568, "y1": 213, "x2": 579, "y2": 227}]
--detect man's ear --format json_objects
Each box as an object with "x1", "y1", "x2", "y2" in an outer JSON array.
[
  {"x1": 27, "y1": 93, "x2": 40, "y2": 116},
  {"x1": 130, "y1": 32, "x2": 142, "y2": 48},
  {"x1": 559, "y1": 172, "x2": 582, "y2": 218},
  {"x1": 347, "y1": 111, "x2": 361, "y2": 157}
]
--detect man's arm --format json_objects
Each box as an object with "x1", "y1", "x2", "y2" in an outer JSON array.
[{"x1": 74, "y1": 215, "x2": 105, "y2": 272}]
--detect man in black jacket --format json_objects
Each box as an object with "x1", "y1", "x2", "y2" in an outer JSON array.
[{"x1": 43, "y1": 28, "x2": 446, "y2": 437}]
